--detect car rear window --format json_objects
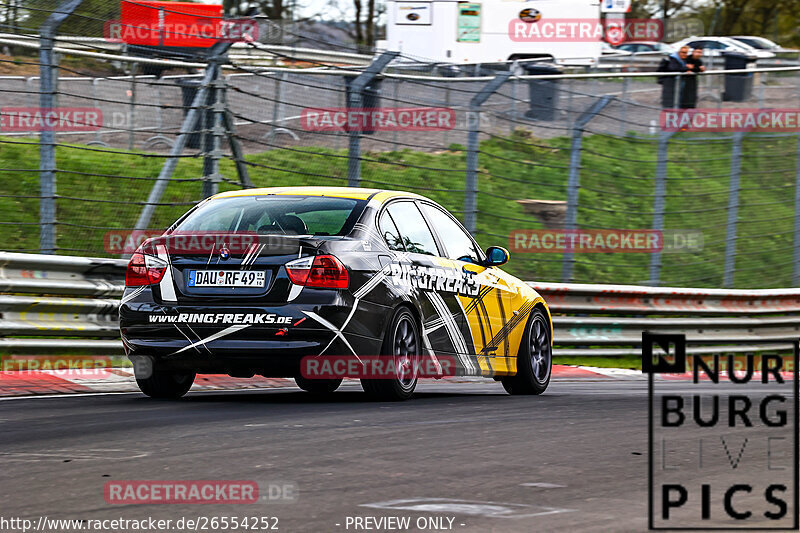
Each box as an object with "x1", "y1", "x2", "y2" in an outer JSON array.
[{"x1": 173, "y1": 195, "x2": 367, "y2": 236}]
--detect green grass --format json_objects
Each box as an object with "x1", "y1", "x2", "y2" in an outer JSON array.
[
  {"x1": 555, "y1": 356, "x2": 642, "y2": 370},
  {"x1": 1, "y1": 129, "x2": 796, "y2": 288}
]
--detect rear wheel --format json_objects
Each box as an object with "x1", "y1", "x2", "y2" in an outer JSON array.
[
  {"x1": 134, "y1": 358, "x2": 195, "y2": 399},
  {"x1": 502, "y1": 308, "x2": 552, "y2": 395},
  {"x1": 294, "y1": 375, "x2": 342, "y2": 394},
  {"x1": 361, "y1": 307, "x2": 420, "y2": 401}
]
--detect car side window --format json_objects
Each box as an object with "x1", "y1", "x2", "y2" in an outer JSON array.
[
  {"x1": 385, "y1": 202, "x2": 440, "y2": 256},
  {"x1": 419, "y1": 203, "x2": 482, "y2": 264},
  {"x1": 378, "y1": 210, "x2": 406, "y2": 252}
]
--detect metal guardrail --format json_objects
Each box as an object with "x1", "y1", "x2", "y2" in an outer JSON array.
[
  {"x1": 0, "y1": 32, "x2": 374, "y2": 67},
  {"x1": 0, "y1": 252, "x2": 798, "y2": 357},
  {"x1": 0, "y1": 252, "x2": 126, "y2": 354},
  {"x1": 531, "y1": 282, "x2": 800, "y2": 356}
]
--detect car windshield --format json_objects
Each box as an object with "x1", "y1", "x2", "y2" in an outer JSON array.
[{"x1": 172, "y1": 195, "x2": 367, "y2": 236}]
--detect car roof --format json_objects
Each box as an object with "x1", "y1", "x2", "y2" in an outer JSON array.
[{"x1": 211, "y1": 186, "x2": 426, "y2": 204}]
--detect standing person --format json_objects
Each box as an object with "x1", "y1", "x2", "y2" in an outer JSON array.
[
  {"x1": 658, "y1": 46, "x2": 690, "y2": 108},
  {"x1": 681, "y1": 48, "x2": 705, "y2": 108}
]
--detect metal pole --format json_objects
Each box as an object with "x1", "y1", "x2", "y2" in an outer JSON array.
[
  {"x1": 269, "y1": 72, "x2": 285, "y2": 139},
  {"x1": 392, "y1": 79, "x2": 400, "y2": 152},
  {"x1": 619, "y1": 76, "x2": 629, "y2": 137},
  {"x1": 566, "y1": 78, "x2": 574, "y2": 126},
  {"x1": 128, "y1": 62, "x2": 137, "y2": 150},
  {"x1": 91, "y1": 78, "x2": 102, "y2": 145},
  {"x1": 648, "y1": 131, "x2": 675, "y2": 286},
  {"x1": 723, "y1": 132, "x2": 745, "y2": 288},
  {"x1": 510, "y1": 78, "x2": 516, "y2": 133},
  {"x1": 561, "y1": 95, "x2": 614, "y2": 282},
  {"x1": 38, "y1": 0, "x2": 84, "y2": 254},
  {"x1": 221, "y1": 78, "x2": 253, "y2": 189},
  {"x1": 202, "y1": 66, "x2": 223, "y2": 199},
  {"x1": 347, "y1": 52, "x2": 399, "y2": 187},
  {"x1": 794, "y1": 133, "x2": 800, "y2": 286},
  {"x1": 465, "y1": 72, "x2": 511, "y2": 234},
  {"x1": 135, "y1": 66, "x2": 216, "y2": 230},
  {"x1": 443, "y1": 84, "x2": 451, "y2": 148}
]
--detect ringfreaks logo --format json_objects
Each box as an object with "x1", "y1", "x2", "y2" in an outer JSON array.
[{"x1": 149, "y1": 313, "x2": 292, "y2": 325}]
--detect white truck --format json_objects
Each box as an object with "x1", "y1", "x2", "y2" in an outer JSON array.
[{"x1": 381, "y1": 0, "x2": 602, "y2": 65}]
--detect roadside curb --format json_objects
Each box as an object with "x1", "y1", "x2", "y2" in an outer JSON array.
[{"x1": 0, "y1": 365, "x2": 646, "y2": 398}]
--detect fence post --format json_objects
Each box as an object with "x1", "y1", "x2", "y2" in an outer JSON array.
[
  {"x1": 561, "y1": 95, "x2": 614, "y2": 282},
  {"x1": 269, "y1": 72, "x2": 285, "y2": 138},
  {"x1": 128, "y1": 62, "x2": 137, "y2": 150},
  {"x1": 723, "y1": 132, "x2": 745, "y2": 288},
  {"x1": 648, "y1": 130, "x2": 676, "y2": 286},
  {"x1": 347, "y1": 51, "x2": 398, "y2": 187},
  {"x1": 38, "y1": 0, "x2": 84, "y2": 254},
  {"x1": 464, "y1": 72, "x2": 511, "y2": 234},
  {"x1": 135, "y1": 41, "x2": 234, "y2": 231},
  {"x1": 794, "y1": 133, "x2": 800, "y2": 286},
  {"x1": 392, "y1": 79, "x2": 400, "y2": 152},
  {"x1": 202, "y1": 67, "x2": 225, "y2": 199},
  {"x1": 619, "y1": 76, "x2": 629, "y2": 136}
]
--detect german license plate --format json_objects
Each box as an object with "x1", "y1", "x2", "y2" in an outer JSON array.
[{"x1": 188, "y1": 270, "x2": 266, "y2": 287}]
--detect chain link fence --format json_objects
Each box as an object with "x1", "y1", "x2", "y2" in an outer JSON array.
[{"x1": 2, "y1": 0, "x2": 800, "y2": 289}]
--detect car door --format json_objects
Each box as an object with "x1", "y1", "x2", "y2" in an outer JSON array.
[
  {"x1": 417, "y1": 202, "x2": 523, "y2": 376},
  {"x1": 380, "y1": 201, "x2": 478, "y2": 375}
]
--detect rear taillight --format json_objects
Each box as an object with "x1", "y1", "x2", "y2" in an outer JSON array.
[
  {"x1": 125, "y1": 251, "x2": 168, "y2": 287},
  {"x1": 285, "y1": 255, "x2": 349, "y2": 289}
]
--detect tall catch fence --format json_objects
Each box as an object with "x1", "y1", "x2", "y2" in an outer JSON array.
[{"x1": 2, "y1": 0, "x2": 800, "y2": 289}]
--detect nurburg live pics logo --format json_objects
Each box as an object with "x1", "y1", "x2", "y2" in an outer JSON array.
[{"x1": 644, "y1": 333, "x2": 800, "y2": 530}]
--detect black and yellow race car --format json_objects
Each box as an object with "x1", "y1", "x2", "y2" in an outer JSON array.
[{"x1": 120, "y1": 187, "x2": 553, "y2": 400}]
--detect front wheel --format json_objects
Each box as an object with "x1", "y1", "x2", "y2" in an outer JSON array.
[
  {"x1": 361, "y1": 307, "x2": 420, "y2": 401},
  {"x1": 134, "y1": 357, "x2": 195, "y2": 399},
  {"x1": 502, "y1": 308, "x2": 552, "y2": 395}
]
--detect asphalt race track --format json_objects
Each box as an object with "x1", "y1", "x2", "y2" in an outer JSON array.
[{"x1": 0, "y1": 379, "x2": 792, "y2": 532}]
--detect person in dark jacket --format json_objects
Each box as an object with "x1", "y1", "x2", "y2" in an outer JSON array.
[
  {"x1": 658, "y1": 46, "x2": 690, "y2": 108},
  {"x1": 681, "y1": 48, "x2": 705, "y2": 108}
]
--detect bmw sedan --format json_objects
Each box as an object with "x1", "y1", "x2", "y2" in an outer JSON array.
[{"x1": 120, "y1": 187, "x2": 553, "y2": 400}]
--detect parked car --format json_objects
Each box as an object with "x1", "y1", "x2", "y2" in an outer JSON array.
[
  {"x1": 671, "y1": 36, "x2": 774, "y2": 59},
  {"x1": 613, "y1": 41, "x2": 674, "y2": 54},
  {"x1": 731, "y1": 36, "x2": 792, "y2": 53},
  {"x1": 601, "y1": 41, "x2": 631, "y2": 55}
]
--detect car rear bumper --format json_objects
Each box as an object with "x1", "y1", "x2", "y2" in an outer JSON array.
[{"x1": 119, "y1": 288, "x2": 385, "y2": 375}]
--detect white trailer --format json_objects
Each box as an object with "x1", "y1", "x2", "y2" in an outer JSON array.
[{"x1": 382, "y1": 0, "x2": 602, "y2": 65}]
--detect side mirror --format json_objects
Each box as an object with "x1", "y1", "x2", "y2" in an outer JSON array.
[{"x1": 484, "y1": 246, "x2": 509, "y2": 266}]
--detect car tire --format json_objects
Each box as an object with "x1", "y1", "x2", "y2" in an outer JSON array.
[
  {"x1": 135, "y1": 360, "x2": 195, "y2": 399},
  {"x1": 502, "y1": 308, "x2": 552, "y2": 395},
  {"x1": 294, "y1": 375, "x2": 342, "y2": 394},
  {"x1": 361, "y1": 307, "x2": 420, "y2": 401}
]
